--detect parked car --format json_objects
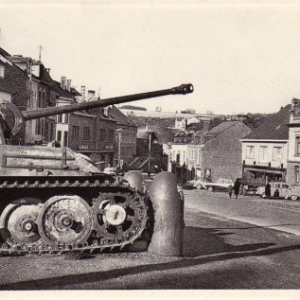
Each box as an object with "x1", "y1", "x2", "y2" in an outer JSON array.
[
  {"x1": 194, "y1": 177, "x2": 212, "y2": 189},
  {"x1": 256, "y1": 182, "x2": 290, "y2": 199},
  {"x1": 205, "y1": 178, "x2": 234, "y2": 192},
  {"x1": 183, "y1": 177, "x2": 211, "y2": 190},
  {"x1": 285, "y1": 185, "x2": 300, "y2": 201}
]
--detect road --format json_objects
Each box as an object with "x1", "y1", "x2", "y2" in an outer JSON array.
[{"x1": 2, "y1": 190, "x2": 300, "y2": 291}]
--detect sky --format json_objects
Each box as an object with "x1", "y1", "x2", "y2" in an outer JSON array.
[{"x1": 1, "y1": 1, "x2": 300, "y2": 115}]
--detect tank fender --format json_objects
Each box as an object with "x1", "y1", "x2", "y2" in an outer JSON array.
[{"x1": 147, "y1": 171, "x2": 184, "y2": 256}]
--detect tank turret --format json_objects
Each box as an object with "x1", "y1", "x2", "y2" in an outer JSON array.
[{"x1": 0, "y1": 84, "x2": 193, "y2": 256}]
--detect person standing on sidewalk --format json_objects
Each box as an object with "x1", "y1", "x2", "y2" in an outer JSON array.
[
  {"x1": 233, "y1": 179, "x2": 241, "y2": 199},
  {"x1": 228, "y1": 184, "x2": 233, "y2": 199}
]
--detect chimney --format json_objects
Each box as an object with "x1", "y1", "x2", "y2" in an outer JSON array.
[
  {"x1": 203, "y1": 120, "x2": 211, "y2": 132},
  {"x1": 66, "y1": 79, "x2": 71, "y2": 92},
  {"x1": 81, "y1": 86, "x2": 86, "y2": 98},
  {"x1": 88, "y1": 90, "x2": 95, "y2": 99},
  {"x1": 61, "y1": 76, "x2": 66, "y2": 89}
]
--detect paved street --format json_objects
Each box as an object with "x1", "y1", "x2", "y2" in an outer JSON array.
[
  {"x1": 185, "y1": 189, "x2": 300, "y2": 236},
  {"x1": 2, "y1": 190, "x2": 300, "y2": 290}
]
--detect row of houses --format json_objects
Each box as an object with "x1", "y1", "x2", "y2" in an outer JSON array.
[
  {"x1": 167, "y1": 101, "x2": 300, "y2": 187},
  {"x1": 0, "y1": 46, "x2": 162, "y2": 172}
]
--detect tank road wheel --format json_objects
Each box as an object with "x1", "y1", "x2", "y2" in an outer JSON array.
[
  {"x1": 0, "y1": 198, "x2": 43, "y2": 247},
  {"x1": 92, "y1": 192, "x2": 148, "y2": 245},
  {"x1": 37, "y1": 195, "x2": 92, "y2": 246}
]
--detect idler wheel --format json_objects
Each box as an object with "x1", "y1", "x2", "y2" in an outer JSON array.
[{"x1": 0, "y1": 198, "x2": 43, "y2": 247}]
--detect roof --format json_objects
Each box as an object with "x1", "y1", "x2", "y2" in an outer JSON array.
[
  {"x1": 0, "y1": 47, "x2": 11, "y2": 57},
  {"x1": 201, "y1": 121, "x2": 241, "y2": 143},
  {"x1": 243, "y1": 105, "x2": 290, "y2": 140},
  {"x1": 53, "y1": 80, "x2": 74, "y2": 99},
  {"x1": 108, "y1": 105, "x2": 134, "y2": 126}
]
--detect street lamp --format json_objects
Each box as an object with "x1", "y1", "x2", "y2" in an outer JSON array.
[
  {"x1": 116, "y1": 128, "x2": 122, "y2": 168},
  {"x1": 148, "y1": 132, "x2": 152, "y2": 173}
]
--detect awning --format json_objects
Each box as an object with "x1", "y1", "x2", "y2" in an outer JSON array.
[{"x1": 245, "y1": 167, "x2": 285, "y2": 175}]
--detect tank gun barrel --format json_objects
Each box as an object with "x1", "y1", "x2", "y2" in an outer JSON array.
[
  {"x1": 0, "y1": 83, "x2": 193, "y2": 140},
  {"x1": 22, "y1": 84, "x2": 194, "y2": 121}
]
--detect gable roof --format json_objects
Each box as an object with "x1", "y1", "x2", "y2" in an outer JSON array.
[
  {"x1": 108, "y1": 105, "x2": 134, "y2": 126},
  {"x1": 243, "y1": 104, "x2": 290, "y2": 140},
  {"x1": 201, "y1": 121, "x2": 241, "y2": 143}
]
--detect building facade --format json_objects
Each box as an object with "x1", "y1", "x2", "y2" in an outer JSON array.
[{"x1": 241, "y1": 105, "x2": 290, "y2": 184}]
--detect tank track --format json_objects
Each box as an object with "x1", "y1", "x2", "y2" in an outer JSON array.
[{"x1": 0, "y1": 175, "x2": 148, "y2": 256}]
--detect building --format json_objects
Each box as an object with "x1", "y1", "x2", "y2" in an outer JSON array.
[
  {"x1": 7, "y1": 55, "x2": 57, "y2": 144},
  {"x1": 136, "y1": 129, "x2": 163, "y2": 173},
  {"x1": 241, "y1": 105, "x2": 290, "y2": 184},
  {"x1": 201, "y1": 121, "x2": 251, "y2": 181},
  {"x1": 67, "y1": 91, "x2": 118, "y2": 169},
  {"x1": 286, "y1": 99, "x2": 300, "y2": 184},
  {"x1": 169, "y1": 121, "x2": 251, "y2": 183}
]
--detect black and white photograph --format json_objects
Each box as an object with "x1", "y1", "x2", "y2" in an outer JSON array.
[{"x1": 1, "y1": 0, "x2": 300, "y2": 299}]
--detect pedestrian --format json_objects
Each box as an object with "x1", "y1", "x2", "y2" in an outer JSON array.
[
  {"x1": 265, "y1": 181, "x2": 271, "y2": 198},
  {"x1": 228, "y1": 184, "x2": 233, "y2": 198},
  {"x1": 233, "y1": 179, "x2": 241, "y2": 199}
]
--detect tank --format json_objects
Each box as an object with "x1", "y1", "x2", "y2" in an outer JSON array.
[{"x1": 0, "y1": 83, "x2": 193, "y2": 255}]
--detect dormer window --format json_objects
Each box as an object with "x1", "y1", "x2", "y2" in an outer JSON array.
[{"x1": 0, "y1": 65, "x2": 4, "y2": 78}]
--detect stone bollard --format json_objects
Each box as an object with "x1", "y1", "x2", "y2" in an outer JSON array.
[
  {"x1": 122, "y1": 170, "x2": 145, "y2": 193},
  {"x1": 147, "y1": 171, "x2": 184, "y2": 256}
]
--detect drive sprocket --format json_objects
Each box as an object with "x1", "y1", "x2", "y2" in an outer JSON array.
[{"x1": 91, "y1": 192, "x2": 148, "y2": 245}]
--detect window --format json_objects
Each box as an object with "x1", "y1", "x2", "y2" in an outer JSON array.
[
  {"x1": 108, "y1": 130, "x2": 114, "y2": 141},
  {"x1": 296, "y1": 137, "x2": 300, "y2": 155},
  {"x1": 100, "y1": 129, "x2": 106, "y2": 141},
  {"x1": 273, "y1": 147, "x2": 282, "y2": 160},
  {"x1": 246, "y1": 146, "x2": 255, "y2": 158},
  {"x1": 84, "y1": 127, "x2": 90, "y2": 140},
  {"x1": 259, "y1": 146, "x2": 268, "y2": 162},
  {"x1": 0, "y1": 65, "x2": 4, "y2": 78},
  {"x1": 57, "y1": 114, "x2": 62, "y2": 123},
  {"x1": 63, "y1": 131, "x2": 68, "y2": 147},
  {"x1": 57, "y1": 130, "x2": 62, "y2": 142},
  {"x1": 72, "y1": 125, "x2": 79, "y2": 141}
]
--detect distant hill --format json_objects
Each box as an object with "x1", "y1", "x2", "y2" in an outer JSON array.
[{"x1": 119, "y1": 105, "x2": 147, "y2": 111}]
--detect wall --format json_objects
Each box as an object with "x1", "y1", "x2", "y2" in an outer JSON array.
[
  {"x1": 242, "y1": 141, "x2": 288, "y2": 169},
  {"x1": 202, "y1": 122, "x2": 251, "y2": 181}
]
